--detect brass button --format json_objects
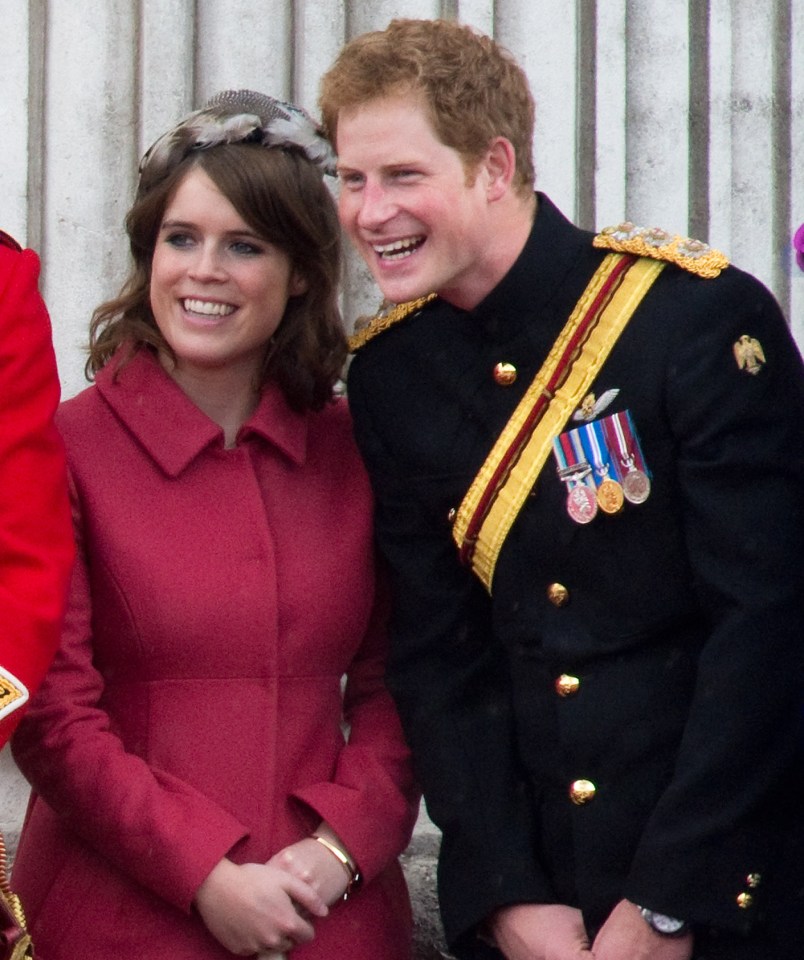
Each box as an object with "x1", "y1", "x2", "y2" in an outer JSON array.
[
  {"x1": 736, "y1": 892, "x2": 754, "y2": 910},
  {"x1": 555, "y1": 674, "x2": 580, "y2": 697},
  {"x1": 447, "y1": 507, "x2": 457, "y2": 524},
  {"x1": 746, "y1": 873, "x2": 761, "y2": 889},
  {"x1": 547, "y1": 583, "x2": 570, "y2": 607},
  {"x1": 569, "y1": 779, "x2": 596, "y2": 805},
  {"x1": 493, "y1": 361, "x2": 517, "y2": 386}
]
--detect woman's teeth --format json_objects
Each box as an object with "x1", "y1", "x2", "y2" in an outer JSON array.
[{"x1": 183, "y1": 299, "x2": 235, "y2": 316}]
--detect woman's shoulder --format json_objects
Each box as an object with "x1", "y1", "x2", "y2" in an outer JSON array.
[
  {"x1": 56, "y1": 378, "x2": 116, "y2": 453},
  {"x1": 306, "y1": 393, "x2": 367, "y2": 471},
  {"x1": 308, "y1": 392, "x2": 357, "y2": 443}
]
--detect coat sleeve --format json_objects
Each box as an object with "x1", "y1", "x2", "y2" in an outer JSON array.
[
  {"x1": 11, "y1": 470, "x2": 250, "y2": 913},
  {"x1": 0, "y1": 244, "x2": 73, "y2": 746},
  {"x1": 290, "y1": 559, "x2": 421, "y2": 884},
  {"x1": 344, "y1": 363, "x2": 554, "y2": 946},
  {"x1": 623, "y1": 268, "x2": 804, "y2": 930}
]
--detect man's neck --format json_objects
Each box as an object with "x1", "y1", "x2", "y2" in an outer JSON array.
[{"x1": 441, "y1": 192, "x2": 537, "y2": 311}]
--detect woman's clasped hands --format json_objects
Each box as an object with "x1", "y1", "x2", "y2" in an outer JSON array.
[{"x1": 195, "y1": 824, "x2": 354, "y2": 956}]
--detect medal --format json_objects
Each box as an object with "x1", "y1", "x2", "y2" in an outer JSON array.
[
  {"x1": 602, "y1": 410, "x2": 652, "y2": 505},
  {"x1": 622, "y1": 468, "x2": 651, "y2": 504},
  {"x1": 581, "y1": 421, "x2": 624, "y2": 515},
  {"x1": 596, "y1": 476, "x2": 625, "y2": 514},
  {"x1": 553, "y1": 433, "x2": 598, "y2": 524},
  {"x1": 567, "y1": 483, "x2": 598, "y2": 523}
]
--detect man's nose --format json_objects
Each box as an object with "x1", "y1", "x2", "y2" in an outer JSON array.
[{"x1": 355, "y1": 181, "x2": 396, "y2": 231}]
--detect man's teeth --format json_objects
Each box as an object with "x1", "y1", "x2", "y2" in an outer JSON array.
[
  {"x1": 373, "y1": 237, "x2": 423, "y2": 260},
  {"x1": 183, "y1": 298, "x2": 235, "y2": 316}
]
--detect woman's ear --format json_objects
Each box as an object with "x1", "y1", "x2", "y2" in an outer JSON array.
[
  {"x1": 289, "y1": 269, "x2": 309, "y2": 297},
  {"x1": 483, "y1": 137, "x2": 517, "y2": 202}
]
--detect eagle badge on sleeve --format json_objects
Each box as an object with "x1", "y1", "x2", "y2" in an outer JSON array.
[{"x1": 733, "y1": 335, "x2": 766, "y2": 375}]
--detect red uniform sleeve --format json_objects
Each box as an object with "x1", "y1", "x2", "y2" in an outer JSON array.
[{"x1": 0, "y1": 241, "x2": 74, "y2": 746}]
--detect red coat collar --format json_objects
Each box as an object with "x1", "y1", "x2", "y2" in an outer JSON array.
[{"x1": 94, "y1": 347, "x2": 308, "y2": 477}]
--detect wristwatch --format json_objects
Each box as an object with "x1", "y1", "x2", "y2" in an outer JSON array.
[{"x1": 638, "y1": 906, "x2": 690, "y2": 936}]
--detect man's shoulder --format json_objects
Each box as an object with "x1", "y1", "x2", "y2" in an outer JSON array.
[
  {"x1": 0, "y1": 229, "x2": 23, "y2": 254},
  {"x1": 0, "y1": 230, "x2": 33, "y2": 293},
  {"x1": 593, "y1": 222, "x2": 729, "y2": 279},
  {"x1": 348, "y1": 293, "x2": 439, "y2": 353}
]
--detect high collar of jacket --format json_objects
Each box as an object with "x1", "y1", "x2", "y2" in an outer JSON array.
[
  {"x1": 465, "y1": 192, "x2": 595, "y2": 334},
  {"x1": 94, "y1": 348, "x2": 308, "y2": 477}
]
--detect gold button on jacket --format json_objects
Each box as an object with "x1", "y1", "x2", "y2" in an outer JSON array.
[
  {"x1": 569, "y1": 779, "x2": 596, "y2": 804},
  {"x1": 555, "y1": 674, "x2": 580, "y2": 697},
  {"x1": 493, "y1": 361, "x2": 517, "y2": 385},
  {"x1": 547, "y1": 583, "x2": 570, "y2": 607}
]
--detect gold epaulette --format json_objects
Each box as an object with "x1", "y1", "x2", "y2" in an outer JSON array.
[
  {"x1": 348, "y1": 293, "x2": 437, "y2": 352},
  {"x1": 593, "y1": 223, "x2": 728, "y2": 278}
]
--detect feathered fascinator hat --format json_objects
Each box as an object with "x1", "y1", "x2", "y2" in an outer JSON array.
[{"x1": 138, "y1": 89, "x2": 337, "y2": 191}]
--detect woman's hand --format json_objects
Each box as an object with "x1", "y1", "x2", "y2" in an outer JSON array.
[
  {"x1": 194, "y1": 857, "x2": 328, "y2": 956},
  {"x1": 268, "y1": 824, "x2": 354, "y2": 906}
]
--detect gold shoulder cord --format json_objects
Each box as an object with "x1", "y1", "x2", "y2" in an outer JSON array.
[
  {"x1": 348, "y1": 293, "x2": 437, "y2": 352},
  {"x1": 593, "y1": 223, "x2": 728, "y2": 278}
]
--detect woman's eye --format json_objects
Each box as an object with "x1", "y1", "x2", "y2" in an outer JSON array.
[
  {"x1": 164, "y1": 232, "x2": 194, "y2": 248},
  {"x1": 230, "y1": 240, "x2": 261, "y2": 256}
]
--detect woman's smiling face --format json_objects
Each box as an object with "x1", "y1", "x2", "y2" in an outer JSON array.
[{"x1": 149, "y1": 166, "x2": 306, "y2": 381}]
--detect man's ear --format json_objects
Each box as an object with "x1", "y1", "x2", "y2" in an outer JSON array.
[{"x1": 482, "y1": 137, "x2": 517, "y2": 201}]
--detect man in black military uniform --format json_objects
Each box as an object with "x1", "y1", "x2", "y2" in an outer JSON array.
[{"x1": 319, "y1": 18, "x2": 804, "y2": 960}]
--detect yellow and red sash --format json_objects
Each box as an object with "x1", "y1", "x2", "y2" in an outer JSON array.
[{"x1": 452, "y1": 253, "x2": 665, "y2": 592}]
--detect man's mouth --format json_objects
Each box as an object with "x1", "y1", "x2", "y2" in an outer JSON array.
[
  {"x1": 372, "y1": 236, "x2": 425, "y2": 261},
  {"x1": 182, "y1": 298, "x2": 236, "y2": 317}
]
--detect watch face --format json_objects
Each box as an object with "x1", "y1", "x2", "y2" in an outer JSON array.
[{"x1": 641, "y1": 908, "x2": 688, "y2": 935}]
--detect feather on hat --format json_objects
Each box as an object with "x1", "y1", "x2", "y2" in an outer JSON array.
[{"x1": 138, "y1": 89, "x2": 337, "y2": 190}]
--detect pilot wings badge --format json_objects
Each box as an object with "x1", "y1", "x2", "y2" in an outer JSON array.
[{"x1": 573, "y1": 388, "x2": 620, "y2": 422}]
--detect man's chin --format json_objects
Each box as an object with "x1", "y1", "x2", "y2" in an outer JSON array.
[{"x1": 375, "y1": 277, "x2": 432, "y2": 306}]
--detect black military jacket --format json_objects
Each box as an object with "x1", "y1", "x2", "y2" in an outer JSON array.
[{"x1": 347, "y1": 195, "x2": 804, "y2": 957}]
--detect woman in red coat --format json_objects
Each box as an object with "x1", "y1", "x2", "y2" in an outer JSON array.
[
  {"x1": 0, "y1": 231, "x2": 73, "y2": 748},
  {"x1": 11, "y1": 92, "x2": 418, "y2": 960}
]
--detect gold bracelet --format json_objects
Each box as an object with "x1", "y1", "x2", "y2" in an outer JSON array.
[{"x1": 312, "y1": 834, "x2": 362, "y2": 901}]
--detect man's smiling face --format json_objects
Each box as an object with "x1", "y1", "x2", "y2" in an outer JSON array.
[{"x1": 335, "y1": 92, "x2": 496, "y2": 310}]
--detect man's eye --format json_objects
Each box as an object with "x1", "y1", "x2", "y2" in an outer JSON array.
[{"x1": 339, "y1": 172, "x2": 364, "y2": 189}]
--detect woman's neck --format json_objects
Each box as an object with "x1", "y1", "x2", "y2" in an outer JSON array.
[{"x1": 159, "y1": 354, "x2": 261, "y2": 448}]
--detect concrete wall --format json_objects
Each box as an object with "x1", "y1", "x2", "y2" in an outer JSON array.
[{"x1": 1, "y1": 1, "x2": 803, "y2": 954}]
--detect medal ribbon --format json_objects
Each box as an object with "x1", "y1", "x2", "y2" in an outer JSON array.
[
  {"x1": 581, "y1": 420, "x2": 614, "y2": 484},
  {"x1": 452, "y1": 253, "x2": 665, "y2": 592},
  {"x1": 553, "y1": 430, "x2": 594, "y2": 487},
  {"x1": 603, "y1": 410, "x2": 650, "y2": 477},
  {"x1": 568, "y1": 430, "x2": 595, "y2": 492}
]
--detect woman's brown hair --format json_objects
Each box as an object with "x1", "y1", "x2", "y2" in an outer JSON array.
[{"x1": 88, "y1": 141, "x2": 345, "y2": 411}]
